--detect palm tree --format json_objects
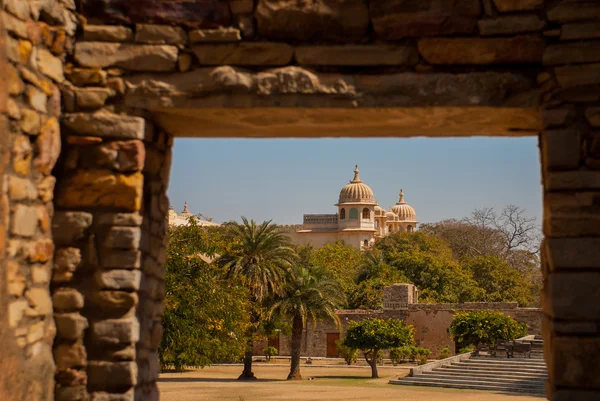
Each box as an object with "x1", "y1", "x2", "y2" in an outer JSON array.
[
  {"x1": 270, "y1": 266, "x2": 346, "y2": 380},
  {"x1": 218, "y1": 217, "x2": 297, "y2": 380}
]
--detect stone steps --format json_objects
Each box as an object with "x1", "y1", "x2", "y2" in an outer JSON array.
[{"x1": 389, "y1": 355, "x2": 547, "y2": 394}]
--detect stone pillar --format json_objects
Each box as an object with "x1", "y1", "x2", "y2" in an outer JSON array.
[{"x1": 540, "y1": 2, "x2": 600, "y2": 400}]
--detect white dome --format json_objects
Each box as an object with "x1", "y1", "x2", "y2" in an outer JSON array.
[
  {"x1": 338, "y1": 165, "x2": 375, "y2": 204},
  {"x1": 385, "y1": 211, "x2": 397, "y2": 221},
  {"x1": 389, "y1": 190, "x2": 416, "y2": 221}
]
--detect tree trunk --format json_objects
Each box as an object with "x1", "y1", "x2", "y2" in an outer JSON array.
[
  {"x1": 287, "y1": 314, "x2": 303, "y2": 380},
  {"x1": 366, "y1": 350, "x2": 379, "y2": 378},
  {"x1": 238, "y1": 340, "x2": 257, "y2": 380}
]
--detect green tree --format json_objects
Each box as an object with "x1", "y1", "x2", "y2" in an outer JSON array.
[
  {"x1": 311, "y1": 242, "x2": 362, "y2": 297},
  {"x1": 218, "y1": 217, "x2": 297, "y2": 380},
  {"x1": 450, "y1": 310, "x2": 528, "y2": 349},
  {"x1": 343, "y1": 319, "x2": 414, "y2": 378},
  {"x1": 160, "y1": 222, "x2": 251, "y2": 371},
  {"x1": 336, "y1": 340, "x2": 359, "y2": 365},
  {"x1": 269, "y1": 266, "x2": 345, "y2": 380}
]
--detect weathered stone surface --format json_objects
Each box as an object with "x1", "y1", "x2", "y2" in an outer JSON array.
[
  {"x1": 54, "y1": 342, "x2": 87, "y2": 370},
  {"x1": 37, "y1": 175, "x2": 56, "y2": 202},
  {"x1": 83, "y1": 25, "x2": 134, "y2": 42},
  {"x1": 88, "y1": 291, "x2": 138, "y2": 314},
  {"x1": 52, "y1": 288, "x2": 85, "y2": 310},
  {"x1": 546, "y1": 238, "x2": 600, "y2": 270},
  {"x1": 178, "y1": 53, "x2": 193, "y2": 72},
  {"x1": 96, "y1": 213, "x2": 143, "y2": 226},
  {"x1": 7, "y1": 63, "x2": 25, "y2": 95},
  {"x1": 296, "y1": 45, "x2": 419, "y2": 66},
  {"x1": 27, "y1": 239, "x2": 54, "y2": 263},
  {"x1": 54, "y1": 313, "x2": 89, "y2": 341},
  {"x1": 5, "y1": 0, "x2": 31, "y2": 20},
  {"x1": 74, "y1": 42, "x2": 178, "y2": 71},
  {"x1": 189, "y1": 27, "x2": 241, "y2": 43},
  {"x1": 53, "y1": 247, "x2": 82, "y2": 282},
  {"x1": 192, "y1": 43, "x2": 293, "y2": 66},
  {"x1": 550, "y1": 336, "x2": 600, "y2": 388},
  {"x1": 492, "y1": 0, "x2": 543, "y2": 12},
  {"x1": 103, "y1": 226, "x2": 141, "y2": 249},
  {"x1": 34, "y1": 117, "x2": 61, "y2": 175},
  {"x1": 231, "y1": 0, "x2": 254, "y2": 14},
  {"x1": 561, "y1": 22, "x2": 600, "y2": 40},
  {"x1": 74, "y1": 87, "x2": 114, "y2": 109},
  {"x1": 55, "y1": 386, "x2": 88, "y2": 401},
  {"x1": 25, "y1": 85, "x2": 47, "y2": 113},
  {"x1": 94, "y1": 270, "x2": 142, "y2": 291},
  {"x1": 88, "y1": 362, "x2": 137, "y2": 391},
  {"x1": 83, "y1": 140, "x2": 145, "y2": 172},
  {"x1": 9, "y1": 175, "x2": 37, "y2": 201},
  {"x1": 135, "y1": 24, "x2": 187, "y2": 44},
  {"x1": 542, "y1": 129, "x2": 582, "y2": 170},
  {"x1": 27, "y1": 321, "x2": 45, "y2": 343},
  {"x1": 3, "y1": 10, "x2": 29, "y2": 38},
  {"x1": 7, "y1": 98, "x2": 21, "y2": 120},
  {"x1": 20, "y1": 108, "x2": 41, "y2": 135},
  {"x1": 586, "y1": 108, "x2": 600, "y2": 127},
  {"x1": 544, "y1": 42, "x2": 600, "y2": 66},
  {"x1": 546, "y1": 170, "x2": 600, "y2": 191},
  {"x1": 63, "y1": 111, "x2": 145, "y2": 139},
  {"x1": 32, "y1": 264, "x2": 50, "y2": 284},
  {"x1": 8, "y1": 300, "x2": 28, "y2": 328},
  {"x1": 371, "y1": 0, "x2": 480, "y2": 40},
  {"x1": 66, "y1": 67, "x2": 108, "y2": 86},
  {"x1": 56, "y1": 369, "x2": 87, "y2": 387},
  {"x1": 52, "y1": 212, "x2": 93, "y2": 245},
  {"x1": 100, "y1": 250, "x2": 142, "y2": 269},
  {"x1": 37, "y1": 48, "x2": 64, "y2": 82},
  {"x1": 90, "y1": 318, "x2": 140, "y2": 344},
  {"x1": 236, "y1": 14, "x2": 255, "y2": 39},
  {"x1": 547, "y1": 0, "x2": 600, "y2": 23},
  {"x1": 25, "y1": 288, "x2": 53, "y2": 315},
  {"x1": 11, "y1": 205, "x2": 39, "y2": 237},
  {"x1": 7, "y1": 260, "x2": 26, "y2": 296},
  {"x1": 256, "y1": 0, "x2": 369, "y2": 42},
  {"x1": 555, "y1": 63, "x2": 600, "y2": 88},
  {"x1": 12, "y1": 135, "x2": 33, "y2": 176},
  {"x1": 56, "y1": 170, "x2": 144, "y2": 211},
  {"x1": 81, "y1": 0, "x2": 231, "y2": 28},
  {"x1": 478, "y1": 15, "x2": 546, "y2": 36},
  {"x1": 418, "y1": 36, "x2": 545, "y2": 64}
]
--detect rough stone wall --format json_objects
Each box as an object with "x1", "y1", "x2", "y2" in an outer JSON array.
[
  {"x1": 538, "y1": 2, "x2": 600, "y2": 400},
  {"x1": 2, "y1": 0, "x2": 76, "y2": 399}
]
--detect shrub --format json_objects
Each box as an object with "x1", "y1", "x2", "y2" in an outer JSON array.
[
  {"x1": 414, "y1": 348, "x2": 431, "y2": 365},
  {"x1": 336, "y1": 340, "x2": 359, "y2": 365},
  {"x1": 439, "y1": 346, "x2": 452, "y2": 360},
  {"x1": 263, "y1": 346, "x2": 278, "y2": 362},
  {"x1": 459, "y1": 346, "x2": 474, "y2": 354},
  {"x1": 450, "y1": 310, "x2": 528, "y2": 349},
  {"x1": 407, "y1": 345, "x2": 418, "y2": 362},
  {"x1": 389, "y1": 347, "x2": 408, "y2": 365}
]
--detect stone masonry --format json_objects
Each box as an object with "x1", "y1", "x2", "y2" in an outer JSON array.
[{"x1": 1, "y1": 1, "x2": 600, "y2": 401}]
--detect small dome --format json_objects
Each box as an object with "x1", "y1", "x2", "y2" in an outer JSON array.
[
  {"x1": 390, "y1": 190, "x2": 417, "y2": 221},
  {"x1": 385, "y1": 211, "x2": 397, "y2": 221},
  {"x1": 338, "y1": 165, "x2": 375, "y2": 204}
]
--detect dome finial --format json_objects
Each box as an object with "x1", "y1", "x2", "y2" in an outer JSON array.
[
  {"x1": 183, "y1": 201, "x2": 189, "y2": 213},
  {"x1": 398, "y1": 189, "x2": 406, "y2": 204},
  {"x1": 351, "y1": 164, "x2": 362, "y2": 183}
]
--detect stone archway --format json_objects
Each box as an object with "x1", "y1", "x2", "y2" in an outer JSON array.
[{"x1": 2, "y1": 1, "x2": 600, "y2": 400}]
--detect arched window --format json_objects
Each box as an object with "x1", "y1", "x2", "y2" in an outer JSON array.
[
  {"x1": 375, "y1": 221, "x2": 379, "y2": 228},
  {"x1": 349, "y1": 208, "x2": 359, "y2": 220},
  {"x1": 388, "y1": 225, "x2": 393, "y2": 232},
  {"x1": 362, "y1": 208, "x2": 370, "y2": 219},
  {"x1": 407, "y1": 225, "x2": 413, "y2": 232},
  {"x1": 363, "y1": 239, "x2": 369, "y2": 248},
  {"x1": 340, "y1": 208, "x2": 346, "y2": 220}
]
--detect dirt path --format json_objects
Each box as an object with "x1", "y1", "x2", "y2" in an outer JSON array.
[{"x1": 158, "y1": 365, "x2": 545, "y2": 401}]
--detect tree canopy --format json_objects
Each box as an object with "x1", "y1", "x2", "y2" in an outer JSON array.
[{"x1": 449, "y1": 310, "x2": 528, "y2": 349}]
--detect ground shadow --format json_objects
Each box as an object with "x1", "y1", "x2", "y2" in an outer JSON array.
[{"x1": 158, "y1": 377, "x2": 282, "y2": 383}]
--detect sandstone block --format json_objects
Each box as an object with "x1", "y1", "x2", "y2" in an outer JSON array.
[
  {"x1": 83, "y1": 25, "x2": 134, "y2": 42},
  {"x1": 189, "y1": 27, "x2": 241, "y2": 43},
  {"x1": 53, "y1": 247, "x2": 82, "y2": 282},
  {"x1": 56, "y1": 369, "x2": 87, "y2": 387},
  {"x1": 193, "y1": 43, "x2": 293, "y2": 66},
  {"x1": 478, "y1": 15, "x2": 546, "y2": 36},
  {"x1": 7, "y1": 260, "x2": 26, "y2": 297},
  {"x1": 37, "y1": 176, "x2": 56, "y2": 202},
  {"x1": 96, "y1": 213, "x2": 143, "y2": 227},
  {"x1": 5, "y1": 0, "x2": 31, "y2": 20},
  {"x1": 550, "y1": 336, "x2": 600, "y2": 388},
  {"x1": 543, "y1": 107, "x2": 575, "y2": 129},
  {"x1": 7, "y1": 98, "x2": 21, "y2": 120},
  {"x1": 561, "y1": 22, "x2": 600, "y2": 40},
  {"x1": 100, "y1": 250, "x2": 142, "y2": 269},
  {"x1": 256, "y1": 0, "x2": 368, "y2": 42},
  {"x1": 94, "y1": 270, "x2": 142, "y2": 291},
  {"x1": 12, "y1": 135, "x2": 32, "y2": 176},
  {"x1": 418, "y1": 36, "x2": 545, "y2": 65},
  {"x1": 236, "y1": 14, "x2": 255, "y2": 39},
  {"x1": 56, "y1": 170, "x2": 144, "y2": 212},
  {"x1": 88, "y1": 291, "x2": 138, "y2": 315},
  {"x1": 548, "y1": 0, "x2": 600, "y2": 23},
  {"x1": 586, "y1": 108, "x2": 600, "y2": 127},
  {"x1": 371, "y1": 0, "x2": 480, "y2": 40},
  {"x1": 37, "y1": 48, "x2": 64, "y2": 82},
  {"x1": 52, "y1": 288, "x2": 85, "y2": 310},
  {"x1": 74, "y1": 87, "x2": 115, "y2": 109},
  {"x1": 53, "y1": 212, "x2": 93, "y2": 245},
  {"x1": 25, "y1": 288, "x2": 53, "y2": 315},
  {"x1": 88, "y1": 344, "x2": 136, "y2": 363},
  {"x1": 32, "y1": 265, "x2": 51, "y2": 284},
  {"x1": 8, "y1": 300, "x2": 28, "y2": 328},
  {"x1": 54, "y1": 342, "x2": 87, "y2": 370},
  {"x1": 66, "y1": 67, "x2": 108, "y2": 86},
  {"x1": 11, "y1": 204, "x2": 39, "y2": 237},
  {"x1": 20, "y1": 108, "x2": 41, "y2": 135},
  {"x1": 231, "y1": 0, "x2": 254, "y2": 14},
  {"x1": 8, "y1": 63, "x2": 25, "y2": 95},
  {"x1": 54, "y1": 313, "x2": 88, "y2": 341},
  {"x1": 545, "y1": 170, "x2": 600, "y2": 191},
  {"x1": 544, "y1": 43, "x2": 600, "y2": 66},
  {"x1": 55, "y1": 386, "x2": 88, "y2": 401},
  {"x1": 492, "y1": 0, "x2": 543, "y2": 12},
  {"x1": 88, "y1": 362, "x2": 137, "y2": 392},
  {"x1": 27, "y1": 321, "x2": 45, "y2": 343},
  {"x1": 63, "y1": 111, "x2": 145, "y2": 139},
  {"x1": 27, "y1": 239, "x2": 54, "y2": 263},
  {"x1": 74, "y1": 42, "x2": 178, "y2": 72},
  {"x1": 296, "y1": 45, "x2": 419, "y2": 66},
  {"x1": 542, "y1": 129, "x2": 582, "y2": 170},
  {"x1": 90, "y1": 318, "x2": 140, "y2": 345},
  {"x1": 91, "y1": 140, "x2": 146, "y2": 172},
  {"x1": 177, "y1": 53, "x2": 193, "y2": 72},
  {"x1": 35, "y1": 117, "x2": 61, "y2": 175},
  {"x1": 25, "y1": 85, "x2": 47, "y2": 113},
  {"x1": 3, "y1": 9, "x2": 29, "y2": 38},
  {"x1": 547, "y1": 238, "x2": 600, "y2": 270},
  {"x1": 103, "y1": 226, "x2": 141, "y2": 249},
  {"x1": 8, "y1": 175, "x2": 37, "y2": 201},
  {"x1": 135, "y1": 24, "x2": 187, "y2": 44}
]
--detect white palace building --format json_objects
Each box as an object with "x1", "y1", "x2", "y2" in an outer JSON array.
[{"x1": 280, "y1": 165, "x2": 418, "y2": 250}]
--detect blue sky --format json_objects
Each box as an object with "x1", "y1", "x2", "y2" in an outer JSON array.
[{"x1": 167, "y1": 137, "x2": 542, "y2": 226}]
